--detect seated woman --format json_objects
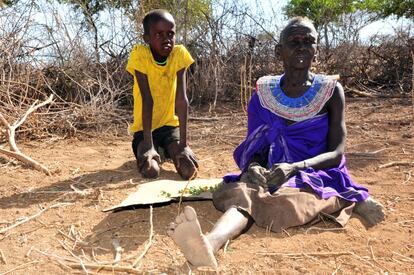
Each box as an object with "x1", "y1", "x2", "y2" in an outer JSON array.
[{"x1": 167, "y1": 17, "x2": 385, "y2": 268}]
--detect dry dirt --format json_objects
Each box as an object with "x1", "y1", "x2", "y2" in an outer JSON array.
[{"x1": 0, "y1": 98, "x2": 413, "y2": 274}]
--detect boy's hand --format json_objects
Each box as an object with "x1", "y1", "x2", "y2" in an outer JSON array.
[
  {"x1": 175, "y1": 146, "x2": 199, "y2": 170},
  {"x1": 266, "y1": 163, "x2": 297, "y2": 186},
  {"x1": 138, "y1": 142, "x2": 160, "y2": 170}
]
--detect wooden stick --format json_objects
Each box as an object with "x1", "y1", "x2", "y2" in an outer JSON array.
[
  {"x1": 393, "y1": 251, "x2": 414, "y2": 263},
  {"x1": 255, "y1": 251, "x2": 353, "y2": 257},
  {"x1": 0, "y1": 203, "x2": 72, "y2": 234},
  {"x1": 112, "y1": 238, "x2": 123, "y2": 264},
  {"x1": 65, "y1": 262, "x2": 140, "y2": 274},
  {"x1": 0, "y1": 94, "x2": 53, "y2": 175},
  {"x1": 0, "y1": 147, "x2": 51, "y2": 175},
  {"x1": 378, "y1": 161, "x2": 414, "y2": 169},
  {"x1": 345, "y1": 87, "x2": 375, "y2": 97},
  {"x1": 189, "y1": 116, "x2": 219, "y2": 121},
  {"x1": 0, "y1": 260, "x2": 39, "y2": 275},
  {"x1": 132, "y1": 205, "x2": 153, "y2": 267},
  {"x1": 305, "y1": 227, "x2": 346, "y2": 234},
  {"x1": 0, "y1": 249, "x2": 6, "y2": 264},
  {"x1": 177, "y1": 171, "x2": 197, "y2": 216}
]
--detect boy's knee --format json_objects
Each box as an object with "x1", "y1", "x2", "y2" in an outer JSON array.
[{"x1": 139, "y1": 159, "x2": 160, "y2": 179}]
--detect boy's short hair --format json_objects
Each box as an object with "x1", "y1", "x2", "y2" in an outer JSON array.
[
  {"x1": 280, "y1": 16, "x2": 317, "y2": 43},
  {"x1": 143, "y1": 9, "x2": 175, "y2": 35}
]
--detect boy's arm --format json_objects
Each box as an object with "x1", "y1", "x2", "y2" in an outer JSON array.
[
  {"x1": 135, "y1": 70, "x2": 160, "y2": 162},
  {"x1": 176, "y1": 68, "x2": 189, "y2": 147},
  {"x1": 175, "y1": 68, "x2": 198, "y2": 167}
]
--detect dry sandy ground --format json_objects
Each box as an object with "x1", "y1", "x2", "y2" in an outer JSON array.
[{"x1": 0, "y1": 98, "x2": 413, "y2": 274}]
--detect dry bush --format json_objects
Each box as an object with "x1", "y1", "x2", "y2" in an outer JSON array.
[{"x1": 0, "y1": 0, "x2": 412, "y2": 144}]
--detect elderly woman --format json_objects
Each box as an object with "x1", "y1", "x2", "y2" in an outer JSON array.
[{"x1": 167, "y1": 17, "x2": 384, "y2": 268}]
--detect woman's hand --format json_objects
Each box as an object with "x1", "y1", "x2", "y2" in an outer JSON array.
[
  {"x1": 266, "y1": 163, "x2": 298, "y2": 186},
  {"x1": 243, "y1": 162, "x2": 269, "y2": 187}
]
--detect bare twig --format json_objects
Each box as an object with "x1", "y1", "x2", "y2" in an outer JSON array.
[
  {"x1": 0, "y1": 94, "x2": 54, "y2": 175},
  {"x1": 305, "y1": 227, "x2": 346, "y2": 234},
  {"x1": 177, "y1": 171, "x2": 198, "y2": 216},
  {"x1": 378, "y1": 161, "x2": 414, "y2": 169},
  {"x1": 65, "y1": 262, "x2": 140, "y2": 274},
  {"x1": 0, "y1": 249, "x2": 6, "y2": 264},
  {"x1": 112, "y1": 238, "x2": 123, "y2": 264},
  {"x1": 0, "y1": 203, "x2": 72, "y2": 235},
  {"x1": 255, "y1": 251, "x2": 353, "y2": 257},
  {"x1": 189, "y1": 116, "x2": 219, "y2": 121},
  {"x1": 0, "y1": 260, "x2": 39, "y2": 275},
  {"x1": 132, "y1": 205, "x2": 153, "y2": 268}
]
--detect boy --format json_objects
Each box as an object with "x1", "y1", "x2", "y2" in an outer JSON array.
[{"x1": 126, "y1": 9, "x2": 198, "y2": 180}]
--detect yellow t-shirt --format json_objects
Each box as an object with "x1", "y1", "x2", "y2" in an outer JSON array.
[{"x1": 126, "y1": 44, "x2": 194, "y2": 133}]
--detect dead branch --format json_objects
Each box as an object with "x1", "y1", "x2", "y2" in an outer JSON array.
[
  {"x1": 65, "y1": 262, "x2": 140, "y2": 274},
  {"x1": 255, "y1": 251, "x2": 353, "y2": 257},
  {"x1": 378, "y1": 161, "x2": 414, "y2": 169},
  {"x1": 0, "y1": 249, "x2": 6, "y2": 264},
  {"x1": 345, "y1": 87, "x2": 375, "y2": 97},
  {"x1": 112, "y1": 238, "x2": 123, "y2": 264},
  {"x1": 0, "y1": 260, "x2": 39, "y2": 275},
  {"x1": 189, "y1": 116, "x2": 219, "y2": 121},
  {"x1": 0, "y1": 94, "x2": 53, "y2": 175},
  {"x1": 132, "y1": 205, "x2": 154, "y2": 268},
  {"x1": 0, "y1": 202, "x2": 72, "y2": 235}
]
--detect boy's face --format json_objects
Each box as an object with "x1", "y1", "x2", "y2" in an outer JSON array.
[
  {"x1": 280, "y1": 22, "x2": 318, "y2": 70},
  {"x1": 144, "y1": 19, "x2": 176, "y2": 61}
]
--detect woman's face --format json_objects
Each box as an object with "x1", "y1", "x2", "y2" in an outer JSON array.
[{"x1": 280, "y1": 23, "x2": 318, "y2": 70}]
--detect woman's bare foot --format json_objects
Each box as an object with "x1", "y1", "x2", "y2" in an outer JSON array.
[
  {"x1": 167, "y1": 206, "x2": 218, "y2": 268},
  {"x1": 354, "y1": 196, "x2": 385, "y2": 226}
]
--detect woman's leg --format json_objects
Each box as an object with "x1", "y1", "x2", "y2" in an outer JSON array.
[
  {"x1": 206, "y1": 207, "x2": 253, "y2": 253},
  {"x1": 167, "y1": 206, "x2": 253, "y2": 268}
]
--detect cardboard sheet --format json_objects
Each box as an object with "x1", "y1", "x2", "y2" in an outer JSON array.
[{"x1": 103, "y1": 178, "x2": 222, "y2": 212}]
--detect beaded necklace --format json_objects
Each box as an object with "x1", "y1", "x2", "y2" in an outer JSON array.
[
  {"x1": 155, "y1": 59, "x2": 167, "y2": 66},
  {"x1": 256, "y1": 74, "x2": 338, "y2": 121}
]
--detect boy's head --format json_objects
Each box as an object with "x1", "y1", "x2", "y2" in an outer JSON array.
[
  {"x1": 143, "y1": 9, "x2": 176, "y2": 60},
  {"x1": 277, "y1": 17, "x2": 318, "y2": 70}
]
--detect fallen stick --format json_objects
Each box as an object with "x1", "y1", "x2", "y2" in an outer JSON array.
[
  {"x1": 65, "y1": 262, "x2": 140, "y2": 274},
  {"x1": 255, "y1": 251, "x2": 353, "y2": 257},
  {"x1": 0, "y1": 94, "x2": 54, "y2": 175},
  {"x1": 132, "y1": 205, "x2": 154, "y2": 268},
  {"x1": 393, "y1": 251, "x2": 414, "y2": 263},
  {"x1": 0, "y1": 249, "x2": 6, "y2": 264},
  {"x1": 378, "y1": 161, "x2": 414, "y2": 169},
  {"x1": 112, "y1": 238, "x2": 123, "y2": 264},
  {"x1": 0, "y1": 147, "x2": 51, "y2": 175},
  {"x1": 305, "y1": 227, "x2": 346, "y2": 234},
  {"x1": 0, "y1": 203, "x2": 72, "y2": 235},
  {"x1": 189, "y1": 116, "x2": 219, "y2": 121},
  {"x1": 0, "y1": 260, "x2": 39, "y2": 275},
  {"x1": 345, "y1": 87, "x2": 375, "y2": 97}
]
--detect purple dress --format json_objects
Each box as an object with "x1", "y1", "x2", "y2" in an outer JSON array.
[{"x1": 224, "y1": 74, "x2": 369, "y2": 202}]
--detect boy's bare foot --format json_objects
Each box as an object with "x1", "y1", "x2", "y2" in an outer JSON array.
[
  {"x1": 167, "y1": 206, "x2": 218, "y2": 268},
  {"x1": 354, "y1": 197, "x2": 385, "y2": 226}
]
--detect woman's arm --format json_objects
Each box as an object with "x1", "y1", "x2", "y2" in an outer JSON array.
[{"x1": 292, "y1": 81, "x2": 346, "y2": 171}]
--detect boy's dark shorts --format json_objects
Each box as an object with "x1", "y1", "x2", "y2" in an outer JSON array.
[{"x1": 132, "y1": 126, "x2": 180, "y2": 160}]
